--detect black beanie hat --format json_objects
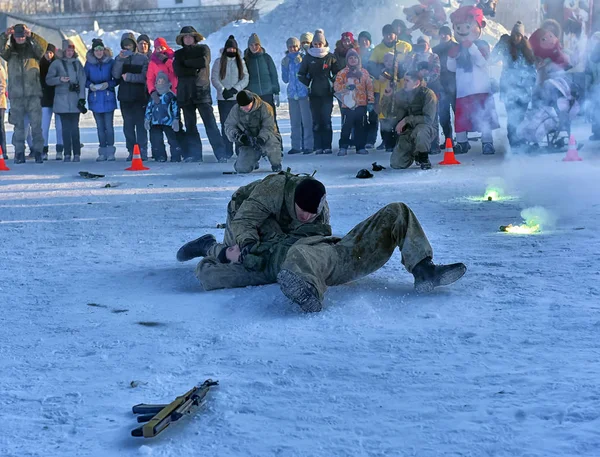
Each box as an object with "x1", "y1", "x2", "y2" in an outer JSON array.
[
  {"x1": 137, "y1": 34, "x2": 151, "y2": 45},
  {"x1": 438, "y1": 25, "x2": 452, "y2": 37},
  {"x1": 224, "y1": 34, "x2": 238, "y2": 50},
  {"x1": 236, "y1": 90, "x2": 254, "y2": 106},
  {"x1": 382, "y1": 24, "x2": 395, "y2": 36},
  {"x1": 46, "y1": 43, "x2": 56, "y2": 53},
  {"x1": 358, "y1": 31, "x2": 372, "y2": 43},
  {"x1": 91, "y1": 38, "x2": 105, "y2": 49},
  {"x1": 294, "y1": 179, "x2": 326, "y2": 214}
]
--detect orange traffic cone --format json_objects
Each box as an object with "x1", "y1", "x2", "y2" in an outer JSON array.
[
  {"x1": 126, "y1": 144, "x2": 149, "y2": 171},
  {"x1": 439, "y1": 138, "x2": 460, "y2": 165},
  {"x1": 563, "y1": 135, "x2": 582, "y2": 162},
  {"x1": 0, "y1": 146, "x2": 9, "y2": 171}
]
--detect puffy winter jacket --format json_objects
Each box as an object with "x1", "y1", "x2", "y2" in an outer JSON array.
[
  {"x1": 298, "y1": 50, "x2": 340, "y2": 98},
  {"x1": 40, "y1": 55, "x2": 56, "y2": 107},
  {"x1": 84, "y1": 49, "x2": 118, "y2": 113},
  {"x1": 173, "y1": 43, "x2": 212, "y2": 106},
  {"x1": 432, "y1": 40, "x2": 457, "y2": 94},
  {"x1": 281, "y1": 51, "x2": 308, "y2": 100},
  {"x1": 147, "y1": 49, "x2": 177, "y2": 95},
  {"x1": 145, "y1": 91, "x2": 178, "y2": 127},
  {"x1": 244, "y1": 48, "x2": 280, "y2": 96},
  {"x1": 333, "y1": 67, "x2": 374, "y2": 108},
  {"x1": 112, "y1": 37, "x2": 149, "y2": 103},
  {"x1": 0, "y1": 32, "x2": 47, "y2": 99},
  {"x1": 211, "y1": 53, "x2": 249, "y2": 101},
  {"x1": 46, "y1": 55, "x2": 86, "y2": 114}
]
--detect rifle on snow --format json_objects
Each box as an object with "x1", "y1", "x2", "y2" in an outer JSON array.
[{"x1": 131, "y1": 379, "x2": 218, "y2": 438}]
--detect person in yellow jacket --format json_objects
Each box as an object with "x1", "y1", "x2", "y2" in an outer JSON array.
[{"x1": 367, "y1": 24, "x2": 411, "y2": 151}]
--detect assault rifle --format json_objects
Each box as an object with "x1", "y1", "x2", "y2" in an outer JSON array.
[{"x1": 131, "y1": 379, "x2": 218, "y2": 438}]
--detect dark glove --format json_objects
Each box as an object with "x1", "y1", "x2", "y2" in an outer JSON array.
[
  {"x1": 448, "y1": 43, "x2": 461, "y2": 58},
  {"x1": 239, "y1": 242, "x2": 256, "y2": 263},
  {"x1": 256, "y1": 137, "x2": 266, "y2": 147},
  {"x1": 77, "y1": 99, "x2": 87, "y2": 114},
  {"x1": 346, "y1": 84, "x2": 356, "y2": 91},
  {"x1": 151, "y1": 91, "x2": 161, "y2": 104},
  {"x1": 238, "y1": 133, "x2": 251, "y2": 146},
  {"x1": 222, "y1": 88, "x2": 237, "y2": 100}
]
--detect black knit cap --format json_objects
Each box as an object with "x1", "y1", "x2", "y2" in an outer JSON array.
[
  {"x1": 236, "y1": 90, "x2": 254, "y2": 106},
  {"x1": 382, "y1": 24, "x2": 395, "y2": 36},
  {"x1": 137, "y1": 34, "x2": 151, "y2": 44},
  {"x1": 438, "y1": 25, "x2": 452, "y2": 36},
  {"x1": 358, "y1": 31, "x2": 372, "y2": 43},
  {"x1": 46, "y1": 43, "x2": 56, "y2": 53},
  {"x1": 91, "y1": 38, "x2": 104, "y2": 49},
  {"x1": 294, "y1": 178, "x2": 326, "y2": 214},
  {"x1": 225, "y1": 35, "x2": 238, "y2": 50}
]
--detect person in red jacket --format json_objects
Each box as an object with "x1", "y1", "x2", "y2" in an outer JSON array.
[{"x1": 147, "y1": 37, "x2": 177, "y2": 99}]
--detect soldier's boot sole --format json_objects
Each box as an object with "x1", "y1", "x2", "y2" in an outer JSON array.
[
  {"x1": 414, "y1": 263, "x2": 467, "y2": 294},
  {"x1": 277, "y1": 269, "x2": 322, "y2": 313},
  {"x1": 176, "y1": 234, "x2": 217, "y2": 262}
]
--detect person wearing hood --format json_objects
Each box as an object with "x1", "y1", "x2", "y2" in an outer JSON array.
[
  {"x1": 39, "y1": 43, "x2": 63, "y2": 160},
  {"x1": 46, "y1": 39, "x2": 86, "y2": 162},
  {"x1": 490, "y1": 22, "x2": 536, "y2": 148},
  {"x1": 392, "y1": 19, "x2": 413, "y2": 46},
  {"x1": 380, "y1": 71, "x2": 438, "y2": 170},
  {"x1": 298, "y1": 29, "x2": 341, "y2": 154},
  {"x1": 85, "y1": 38, "x2": 118, "y2": 161},
  {"x1": 112, "y1": 32, "x2": 149, "y2": 161},
  {"x1": 147, "y1": 38, "x2": 177, "y2": 97},
  {"x1": 0, "y1": 23, "x2": 47, "y2": 163},
  {"x1": 281, "y1": 36, "x2": 313, "y2": 154},
  {"x1": 432, "y1": 25, "x2": 457, "y2": 145},
  {"x1": 300, "y1": 32, "x2": 314, "y2": 55},
  {"x1": 224, "y1": 90, "x2": 283, "y2": 173},
  {"x1": 333, "y1": 48, "x2": 375, "y2": 155},
  {"x1": 173, "y1": 26, "x2": 226, "y2": 162},
  {"x1": 0, "y1": 64, "x2": 7, "y2": 160},
  {"x1": 137, "y1": 34, "x2": 152, "y2": 59},
  {"x1": 244, "y1": 33, "x2": 281, "y2": 127},
  {"x1": 211, "y1": 34, "x2": 249, "y2": 160},
  {"x1": 334, "y1": 32, "x2": 360, "y2": 69},
  {"x1": 144, "y1": 71, "x2": 183, "y2": 162},
  {"x1": 367, "y1": 24, "x2": 412, "y2": 81}
]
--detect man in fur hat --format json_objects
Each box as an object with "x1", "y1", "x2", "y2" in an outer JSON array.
[
  {"x1": 174, "y1": 26, "x2": 226, "y2": 162},
  {"x1": 447, "y1": 5, "x2": 499, "y2": 155}
]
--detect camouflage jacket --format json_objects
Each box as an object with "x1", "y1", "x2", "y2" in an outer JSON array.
[
  {"x1": 228, "y1": 172, "x2": 331, "y2": 273},
  {"x1": 0, "y1": 32, "x2": 47, "y2": 99}
]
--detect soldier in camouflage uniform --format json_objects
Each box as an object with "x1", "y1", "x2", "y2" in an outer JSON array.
[
  {"x1": 224, "y1": 90, "x2": 283, "y2": 173},
  {"x1": 177, "y1": 171, "x2": 331, "y2": 288},
  {"x1": 0, "y1": 24, "x2": 47, "y2": 164},
  {"x1": 177, "y1": 172, "x2": 466, "y2": 313},
  {"x1": 381, "y1": 71, "x2": 437, "y2": 170}
]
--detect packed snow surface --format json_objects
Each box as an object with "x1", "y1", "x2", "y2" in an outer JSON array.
[{"x1": 1, "y1": 110, "x2": 599, "y2": 456}]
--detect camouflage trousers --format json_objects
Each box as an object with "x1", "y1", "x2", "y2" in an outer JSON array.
[
  {"x1": 9, "y1": 96, "x2": 44, "y2": 154},
  {"x1": 390, "y1": 124, "x2": 435, "y2": 169},
  {"x1": 196, "y1": 203, "x2": 433, "y2": 296},
  {"x1": 234, "y1": 137, "x2": 282, "y2": 173}
]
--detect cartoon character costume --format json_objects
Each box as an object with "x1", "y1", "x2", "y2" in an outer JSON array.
[{"x1": 447, "y1": 5, "x2": 499, "y2": 154}]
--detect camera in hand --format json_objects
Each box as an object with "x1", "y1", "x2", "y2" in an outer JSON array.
[{"x1": 69, "y1": 83, "x2": 80, "y2": 92}]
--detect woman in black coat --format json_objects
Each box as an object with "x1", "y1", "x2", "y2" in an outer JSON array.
[{"x1": 298, "y1": 29, "x2": 340, "y2": 154}]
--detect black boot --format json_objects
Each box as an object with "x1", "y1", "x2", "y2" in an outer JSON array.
[
  {"x1": 34, "y1": 151, "x2": 43, "y2": 163},
  {"x1": 412, "y1": 257, "x2": 467, "y2": 293},
  {"x1": 418, "y1": 152, "x2": 431, "y2": 170},
  {"x1": 14, "y1": 152, "x2": 25, "y2": 164},
  {"x1": 176, "y1": 234, "x2": 217, "y2": 262},
  {"x1": 277, "y1": 269, "x2": 322, "y2": 313}
]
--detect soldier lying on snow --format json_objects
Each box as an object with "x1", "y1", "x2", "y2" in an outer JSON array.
[{"x1": 177, "y1": 171, "x2": 466, "y2": 312}]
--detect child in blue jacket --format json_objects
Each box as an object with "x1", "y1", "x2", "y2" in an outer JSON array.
[{"x1": 144, "y1": 71, "x2": 183, "y2": 162}]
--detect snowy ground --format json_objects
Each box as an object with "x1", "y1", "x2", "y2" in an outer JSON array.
[{"x1": 1, "y1": 109, "x2": 600, "y2": 457}]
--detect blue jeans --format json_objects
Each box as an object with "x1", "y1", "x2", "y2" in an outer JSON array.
[{"x1": 93, "y1": 111, "x2": 115, "y2": 147}]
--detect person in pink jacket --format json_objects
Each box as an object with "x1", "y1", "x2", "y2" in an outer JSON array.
[{"x1": 147, "y1": 37, "x2": 177, "y2": 101}]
